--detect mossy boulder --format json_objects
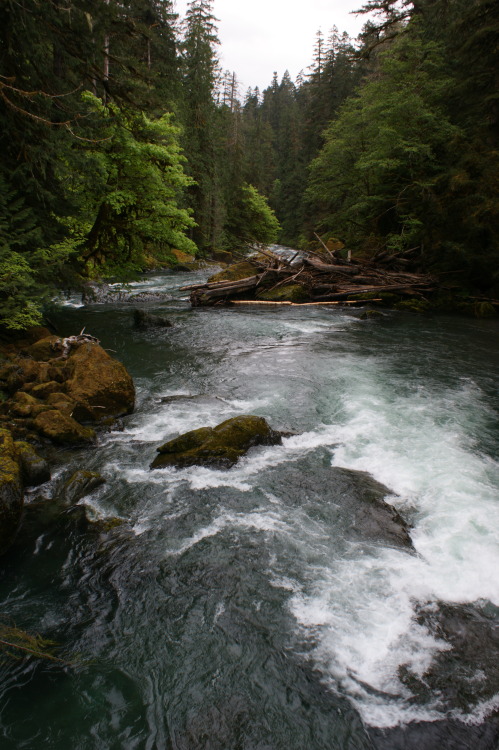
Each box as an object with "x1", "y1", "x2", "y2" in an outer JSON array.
[
  {"x1": 33, "y1": 410, "x2": 96, "y2": 446},
  {"x1": 151, "y1": 415, "x2": 282, "y2": 470},
  {"x1": 9, "y1": 391, "x2": 40, "y2": 418},
  {"x1": 360, "y1": 309, "x2": 384, "y2": 320},
  {"x1": 257, "y1": 284, "x2": 309, "y2": 303},
  {"x1": 25, "y1": 335, "x2": 61, "y2": 362},
  {"x1": 14, "y1": 441, "x2": 50, "y2": 487},
  {"x1": 208, "y1": 261, "x2": 257, "y2": 283},
  {"x1": 60, "y1": 470, "x2": 106, "y2": 505},
  {"x1": 64, "y1": 342, "x2": 135, "y2": 422},
  {"x1": 210, "y1": 249, "x2": 233, "y2": 264},
  {"x1": 0, "y1": 429, "x2": 24, "y2": 554}
]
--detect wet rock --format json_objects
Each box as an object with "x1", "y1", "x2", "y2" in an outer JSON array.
[
  {"x1": 14, "y1": 441, "x2": 50, "y2": 487},
  {"x1": 33, "y1": 410, "x2": 96, "y2": 446},
  {"x1": 64, "y1": 342, "x2": 135, "y2": 422},
  {"x1": 151, "y1": 415, "x2": 282, "y2": 470},
  {"x1": 171, "y1": 263, "x2": 192, "y2": 274},
  {"x1": 0, "y1": 428, "x2": 24, "y2": 554},
  {"x1": 399, "y1": 600, "x2": 499, "y2": 713},
  {"x1": 360, "y1": 309, "x2": 384, "y2": 320},
  {"x1": 82, "y1": 282, "x2": 166, "y2": 305},
  {"x1": 60, "y1": 469, "x2": 106, "y2": 505},
  {"x1": 330, "y1": 467, "x2": 413, "y2": 549},
  {"x1": 133, "y1": 309, "x2": 172, "y2": 329}
]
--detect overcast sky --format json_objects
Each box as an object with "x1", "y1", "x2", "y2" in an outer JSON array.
[{"x1": 173, "y1": 0, "x2": 369, "y2": 93}]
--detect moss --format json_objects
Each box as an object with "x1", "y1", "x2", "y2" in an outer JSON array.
[
  {"x1": 394, "y1": 298, "x2": 431, "y2": 314},
  {"x1": 64, "y1": 343, "x2": 135, "y2": 422},
  {"x1": 0, "y1": 428, "x2": 24, "y2": 554},
  {"x1": 61, "y1": 470, "x2": 106, "y2": 505},
  {"x1": 33, "y1": 410, "x2": 96, "y2": 446},
  {"x1": 30, "y1": 381, "x2": 63, "y2": 399},
  {"x1": 14, "y1": 441, "x2": 50, "y2": 487},
  {"x1": 208, "y1": 261, "x2": 257, "y2": 283},
  {"x1": 257, "y1": 284, "x2": 310, "y2": 303},
  {"x1": 360, "y1": 309, "x2": 384, "y2": 320},
  {"x1": 24, "y1": 336, "x2": 60, "y2": 362},
  {"x1": 151, "y1": 415, "x2": 282, "y2": 470},
  {"x1": 473, "y1": 301, "x2": 496, "y2": 318}
]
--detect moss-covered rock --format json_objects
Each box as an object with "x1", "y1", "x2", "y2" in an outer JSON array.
[
  {"x1": 360, "y1": 310, "x2": 384, "y2": 320},
  {"x1": 33, "y1": 410, "x2": 96, "y2": 446},
  {"x1": 257, "y1": 284, "x2": 309, "y2": 303},
  {"x1": 64, "y1": 343, "x2": 135, "y2": 422},
  {"x1": 14, "y1": 441, "x2": 50, "y2": 487},
  {"x1": 151, "y1": 415, "x2": 282, "y2": 470},
  {"x1": 9, "y1": 391, "x2": 40, "y2": 418},
  {"x1": 0, "y1": 428, "x2": 24, "y2": 554},
  {"x1": 25, "y1": 335, "x2": 61, "y2": 362},
  {"x1": 210, "y1": 249, "x2": 233, "y2": 264},
  {"x1": 45, "y1": 392, "x2": 75, "y2": 416},
  {"x1": 30, "y1": 380, "x2": 63, "y2": 399},
  {"x1": 60, "y1": 470, "x2": 106, "y2": 505},
  {"x1": 394, "y1": 298, "x2": 431, "y2": 314},
  {"x1": 208, "y1": 261, "x2": 257, "y2": 283}
]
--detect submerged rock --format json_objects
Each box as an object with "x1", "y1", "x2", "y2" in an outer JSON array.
[
  {"x1": 399, "y1": 600, "x2": 499, "y2": 714},
  {"x1": 60, "y1": 470, "x2": 106, "y2": 505},
  {"x1": 133, "y1": 309, "x2": 172, "y2": 329},
  {"x1": 331, "y1": 467, "x2": 413, "y2": 549},
  {"x1": 151, "y1": 415, "x2": 282, "y2": 470},
  {"x1": 0, "y1": 429, "x2": 24, "y2": 554}
]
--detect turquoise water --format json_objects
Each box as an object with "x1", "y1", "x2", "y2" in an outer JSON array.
[{"x1": 1, "y1": 271, "x2": 499, "y2": 749}]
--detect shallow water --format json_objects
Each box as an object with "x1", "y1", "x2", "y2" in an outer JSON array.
[{"x1": 1, "y1": 270, "x2": 499, "y2": 749}]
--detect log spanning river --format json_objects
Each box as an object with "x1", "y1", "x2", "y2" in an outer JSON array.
[{"x1": 1, "y1": 268, "x2": 499, "y2": 749}]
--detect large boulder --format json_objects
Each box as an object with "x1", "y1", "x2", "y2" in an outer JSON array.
[
  {"x1": 64, "y1": 342, "x2": 135, "y2": 422},
  {"x1": 0, "y1": 429, "x2": 24, "y2": 554},
  {"x1": 151, "y1": 415, "x2": 282, "y2": 470}
]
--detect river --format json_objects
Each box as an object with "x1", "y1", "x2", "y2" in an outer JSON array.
[{"x1": 1, "y1": 268, "x2": 498, "y2": 749}]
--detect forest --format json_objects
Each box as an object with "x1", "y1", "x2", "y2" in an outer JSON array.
[{"x1": 1, "y1": 0, "x2": 498, "y2": 329}]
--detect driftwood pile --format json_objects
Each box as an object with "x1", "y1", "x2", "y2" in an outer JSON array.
[{"x1": 183, "y1": 245, "x2": 436, "y2": 308}]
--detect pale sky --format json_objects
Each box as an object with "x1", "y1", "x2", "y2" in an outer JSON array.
[{"x1": 173, "y1": 0, "x2": 370, "y2": 93}]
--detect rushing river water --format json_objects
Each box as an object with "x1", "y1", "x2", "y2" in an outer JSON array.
[{"x1": 1, "y1": 269, "x2": 499, "y2": 749}]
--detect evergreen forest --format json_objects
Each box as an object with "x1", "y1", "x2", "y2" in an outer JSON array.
[{"x1": 1, "y1": 0, "x2": 498, "y2": 329}]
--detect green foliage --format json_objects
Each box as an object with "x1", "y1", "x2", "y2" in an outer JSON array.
[
  {"x1": 68, "y1": 96, "x2": 197, "y2": 277},
  {"x1": 307, "y1": 31, "x2": 459, "y2": 258},
  {"x1": 225, "y1": 184, "x2": 280, "y2": 247}
]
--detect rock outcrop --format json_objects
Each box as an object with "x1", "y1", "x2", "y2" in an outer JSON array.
[
  {"x1": 151, "y1": 415, "x2": 282, "y2": 470},
  {"x1": 0, "y1": 332, "x2": 135, "y2": 444},
  {"x1": 0, "y1": 429, "x2": 24, "y2": 554}
]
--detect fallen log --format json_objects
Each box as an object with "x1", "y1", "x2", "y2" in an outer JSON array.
[
  {"x1": 230, "y1": 299, "x2": 382, "y2": 307},
  {"x1": 305, "y1": 257, "x2": 359, "y2": 275},
  {"x1": 312, "y1": 284, "x2": 429, "y2": 301}
]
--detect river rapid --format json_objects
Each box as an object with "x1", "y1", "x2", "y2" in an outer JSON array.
[{"x1": 1, "y1": 268, "x2": 499, "y2": 749}]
